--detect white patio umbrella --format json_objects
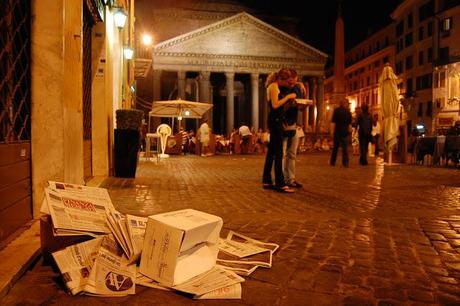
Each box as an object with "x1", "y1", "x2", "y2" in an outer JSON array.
[
  {"x1": 148, "y1": 99, "x2": 213, "y2": 132},
  {"x1": 378, "y1": 64, "x2": 400, "y2": 164}
]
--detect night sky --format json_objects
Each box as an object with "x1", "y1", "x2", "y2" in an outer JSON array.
[{"x1": 240, "y1": 0, "x2": 403, "y2": 56}]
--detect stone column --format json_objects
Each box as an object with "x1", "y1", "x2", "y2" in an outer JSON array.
[
  {"x1": 150, "y1": 69, "x2": 162, "y2": 130},
  {"x1": 316, "y1": 77, "x2": 325, "y2": 132},
  {"x1": 225, "y1": 72, "x2": 235, "y2": 135},
  {"x1": 199, "y1": 71, "x2": 211, "y2": 125},
  {"x1": 251, "y1": 73, "x2": 259, "y2": 131},
  {"x1": 91, "y1": 22, "x2": 108, "y2": 177},
  {"x1": 303, "y1": 106, "x2": 310, "y2": 131},
  {"x1": 302, "y1": 79, "x2": 311, "y2": 130},
  {"x1": 31, "y1": 0, "x2": 83, "y2": 217},
  {"x1": 177, "y1": 70, "x2": 186, "y2": 99},
  {"x1": 153, "y1": 70, "x2": 162, "y2": 102}
]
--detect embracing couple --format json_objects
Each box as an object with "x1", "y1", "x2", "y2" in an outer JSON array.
[{"x1": 262, "y1": 68, "x2": 307, "y2": 193}]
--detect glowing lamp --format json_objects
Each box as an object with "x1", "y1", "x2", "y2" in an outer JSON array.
[
  {"x1": 123, "y1": 47, "x2": 134, "y2": 59},
  {"x1": 113, "y1": 8, "x2": 127, "y2": 29}
]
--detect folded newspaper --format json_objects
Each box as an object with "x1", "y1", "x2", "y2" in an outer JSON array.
[
  {"x1": 217, "y1": 231, "x2": 279, "y2": 275},
  {"x1": 106, "y1": 210, "x2": 147, "y2": 263},
  {"x1": 41, "y1": 181, "x2": 115, "y2": 237}
]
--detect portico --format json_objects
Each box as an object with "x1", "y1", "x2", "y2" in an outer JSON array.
[{"x1": 151, "y1": 12, "x2": 327, "y2": 135}]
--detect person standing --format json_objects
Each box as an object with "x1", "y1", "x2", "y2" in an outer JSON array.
[
  {"x1": 262, "y1": 68, "x2": 297, "y2": 193},
  {"x1": 330, "y1": 99, "x2": 352, "y2": 167},
  {"x1": 357, "y1": 104, "x2": 373, "y2": 165},
  {"x1": 280, "y1": 70, "x2": 306, "y2": 188},
  {"x1": 197, "y1": 119, "x2": 211, "y2": 156},
  {"x1": 371, "y1": 113, "x2": 381, "y2": 157}
]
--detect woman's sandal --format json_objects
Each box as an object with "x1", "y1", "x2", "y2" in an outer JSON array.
[
  {"x1": 263, "y1": 183, "x2": 275, "y2": 190},
  {"x1": 276, "y1": 185, "x2": 295, "y2": 193}
]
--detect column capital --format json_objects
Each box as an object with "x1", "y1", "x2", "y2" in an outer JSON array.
[
  {"x1": 225, "y1": 72, "x2": 235, "y2": 79},
  {"x1": 250, "y1": 73, "x2": 259, "y2": 81},
  {"x1": 200, "y1": 71, "x2": 211, "y2": 81}
]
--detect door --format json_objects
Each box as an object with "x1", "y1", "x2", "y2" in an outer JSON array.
[{"x1": 0, "y1": 0, "x2": 32, "y2": 245}]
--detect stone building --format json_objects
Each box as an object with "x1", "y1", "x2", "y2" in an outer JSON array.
[
  {"x1": 134, "y1": 1, "x2": 328, "y2": 135},
  {"x1": 0, "y1": 0, "x2": 134, "y2": 245},
  {"x1": 391, "y1": 0, "x2": 460, "y2": 134},
  {"x1": 432, "y1": 4, "x2": 460, "y2": 130}
]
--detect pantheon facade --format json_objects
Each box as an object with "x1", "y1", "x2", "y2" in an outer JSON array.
[{"x1": 135, "y1": 1, "x2": 328, "y2": 135}]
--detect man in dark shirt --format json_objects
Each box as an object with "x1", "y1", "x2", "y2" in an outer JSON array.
[
  {"x1": 330, "y1": 99, "x2": 352, "y2": 167},
  {"x1": 357, "y1": 104, "x2": 373, "y2": 165}
]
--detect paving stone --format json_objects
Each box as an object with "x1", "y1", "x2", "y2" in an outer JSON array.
[
  {"x1": 374, "y1": 287, "x2": 408, "y2": 301},
  {"x1": 407, "y1": 288, "x2": 435, "y2": 303},
  {"x1": 2, "y1": 154, "x2": 460, "y2": 305},
  {"x1": 343, "y1": 295, "x2": 374, "y2": 306}
]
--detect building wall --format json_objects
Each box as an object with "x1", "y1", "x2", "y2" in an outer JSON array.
[
  {"x1": 432, "y1": 4, "x2": 460, "y2": 129},
  {"x1": 324, "y1": 24, "x2": 395, "y2": 126},
  {"x1": 30, "y1": 1, "x2": 132, "y2": 217},
  {"x1": 391, "y1": 0, "x2": 460, "y2": 134}
]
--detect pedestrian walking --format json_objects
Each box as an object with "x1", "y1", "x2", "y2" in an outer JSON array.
[
  {"x1": 330, "y1": 99, "x2": 352, "y2": 167},
  {"x1": 371, "y1": 113, "x2": 381, "y2": 156},
  {"x1": 357, "y1": 104, "x2": 373, "y2": 165}
]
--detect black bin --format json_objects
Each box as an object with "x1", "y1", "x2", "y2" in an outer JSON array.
[{"x1": 114, "y1": 129, "x2": 140, "y2": 177}]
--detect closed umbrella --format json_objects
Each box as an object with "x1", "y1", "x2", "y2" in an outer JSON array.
[{"x1": 379, "y1": 64, "x2": 400, "y2": 164}]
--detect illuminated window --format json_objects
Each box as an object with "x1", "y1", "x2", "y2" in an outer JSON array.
[
  {"x1": 440, "y1": 71, "x2": 446, "y2": 87},
  {"x1": 442, "y1": 17, "x2": 452, "y2": 32},
  {"x1": 434, "y1": 72, "x2": 439, "y2": 88}
]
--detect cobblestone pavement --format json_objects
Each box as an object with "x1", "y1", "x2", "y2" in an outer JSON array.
[{"x1": 2, "y1": 153, "x2": 460, "y2": 305}]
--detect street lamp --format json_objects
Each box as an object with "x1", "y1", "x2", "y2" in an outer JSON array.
[
  {"x1": 123, "y1": 47, "x2": 134, "y2": 60},
  {"x1": 113, "y1": 7, "x2": 127, "y2": 29}
]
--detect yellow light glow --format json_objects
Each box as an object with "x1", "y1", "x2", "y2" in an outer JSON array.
[
  {"x1": 142, "y1": 34, "x2": 153, "y2": 46},
  {"x1": 123, "y1": 47, "x2": 134, "y2": 59},
  {"x1": 349, "y1": 98, "x2": 357, "y2": 113},
  {"x1": 113, "y1": 9, "x2": 127, "y2": 29},
  {"x1": 326, "y1": 105, "x2": 330, "y2": 111}
]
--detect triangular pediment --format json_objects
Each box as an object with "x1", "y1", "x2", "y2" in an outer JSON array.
[{"x1": 154, "y1": 12, "x2": 327, "y2": 65}]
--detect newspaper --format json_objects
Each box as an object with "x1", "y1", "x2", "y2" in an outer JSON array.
[
  {"x1": 216, "y1": 262, "x2": 259, "y2": 276},
  {"x1": 194, "y1": 283, "x2": 242, "y2": 299},
  {"x1": 44, "y1": 187, "x2": 112, "y2": 236},
  {"x1": 126, "y1": 214, "x2": 148, "y2": 261},
  {"x1": 135, "y1": 269, "x2": 171, "y2": 291},
  {"x1": 172, "y1": 266, "x2": 244, "y2": 296},
  {"x1": 84, "y1": 235, "x2": 136, "y2": 296},
  {"x1": 295, "y1": 98, "x2": 313, "y2": 105},
  {"x1": 217, "y1": 249, "x2": 272, "y2": 268},
  {"x1": 107, "y1": 211, "x2": 147, "y2": 263},
  {"x1": 52, "y1": 237, "x2": 103, "y2": 295},
  {"x1": 48, "y1": 181, "x2": 113, "y2": 202},
  {"x1": 218, "y1": 237, "x2": 268, "y2": 258},
  {"x1": 216, "y1": 231, "x2": 279, "y2": 269},
  {"x1": 226, "y1": 231, "x2": 279, "y2": 254}
]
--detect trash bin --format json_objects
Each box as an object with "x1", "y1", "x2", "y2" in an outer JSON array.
[{"x1": 114, "y1": 109, "x2": 144, "y2": 178}]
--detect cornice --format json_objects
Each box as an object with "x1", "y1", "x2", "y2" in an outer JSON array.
[
  {"x1": 154, "y1": 12, "x2": 328, "y2": 62},
  {"x1": 154, "y1": 52, "x2": 325, "y2": 65}
]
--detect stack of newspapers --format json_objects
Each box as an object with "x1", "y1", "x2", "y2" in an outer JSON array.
[
  {"x1": 41, "y1": 181, "x2": 115, "y2": 237},
  {"x1": 45, "y1": 182, "x2": 279, "y2": 299}
]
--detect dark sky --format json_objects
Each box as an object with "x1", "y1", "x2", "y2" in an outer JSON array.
[{"x1": 241, "y1": 0, "x2": 403, "y2": 55}]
